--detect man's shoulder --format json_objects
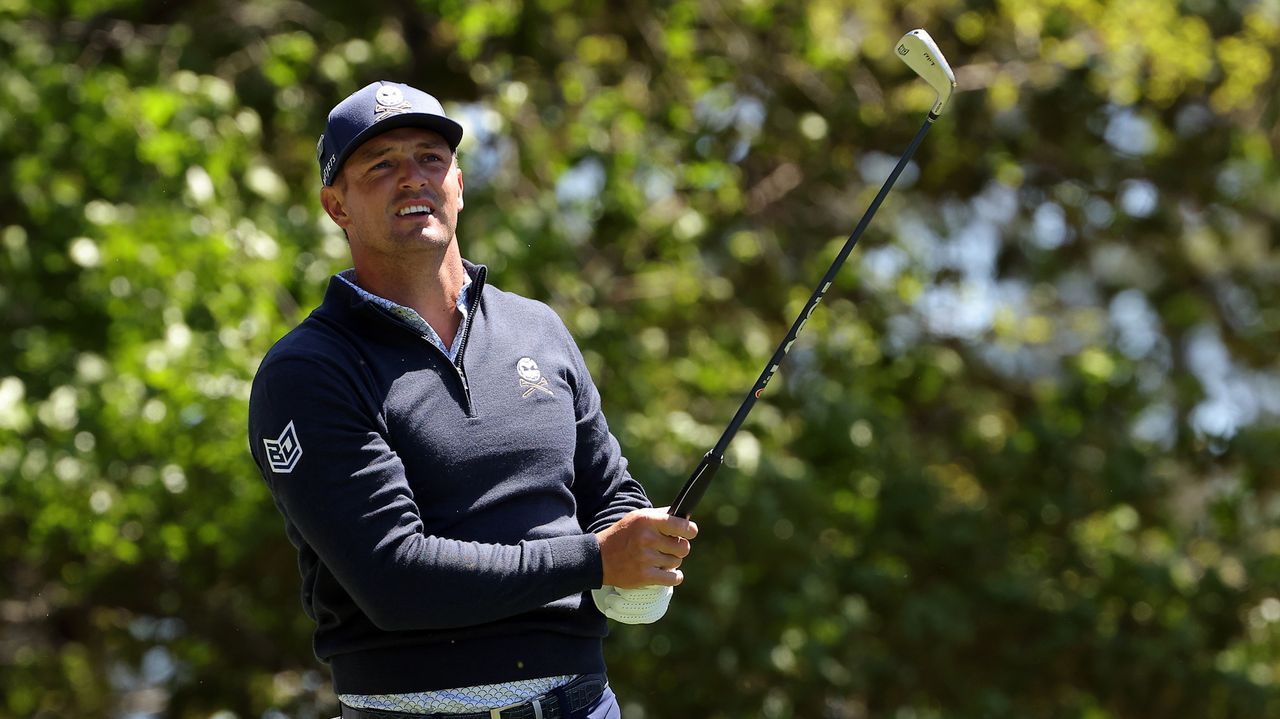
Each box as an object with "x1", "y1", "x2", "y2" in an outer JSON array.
[
  {"x1": 255, "y1": 277, "x2": 364, "y2": 365},
  {"x1": 479, "y1": 282, "x2": 565, "y2": 328},
  {"x1": 255, "y1": 310, "x2": 358, "y2": 380}
]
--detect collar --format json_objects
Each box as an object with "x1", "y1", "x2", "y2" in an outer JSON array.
[{"x1": 334, "y1": 266, "x2": 475, "y2": 359}]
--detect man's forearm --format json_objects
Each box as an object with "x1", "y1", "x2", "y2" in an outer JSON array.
[{"x1": 328, "y1": 531, "x2": 603, "y2": 631}]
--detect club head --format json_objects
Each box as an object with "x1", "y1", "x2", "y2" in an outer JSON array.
[{"x1": 895, "y1": 29, "x2": 957, "y2": 118}]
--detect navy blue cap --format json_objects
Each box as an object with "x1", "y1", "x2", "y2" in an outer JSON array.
[{"x1": 317, "y1": 81, "x2": 464, "y2": 186}]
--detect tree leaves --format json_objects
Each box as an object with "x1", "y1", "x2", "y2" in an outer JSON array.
[{"x1": 1, "y1": 0, "x2": 1278, "y2": 717}]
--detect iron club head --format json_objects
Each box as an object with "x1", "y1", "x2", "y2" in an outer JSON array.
[{"x1": 896, "y1": 29, "x2": 957, "y2": 118}]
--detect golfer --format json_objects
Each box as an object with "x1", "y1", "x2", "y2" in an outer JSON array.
[{"x1": 248, "y1": 80, "x2": 697, "y2": 719}]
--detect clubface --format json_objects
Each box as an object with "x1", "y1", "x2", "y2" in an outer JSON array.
[{"x1": 895, "y1": 29, "x2": 957, "y2": 117}]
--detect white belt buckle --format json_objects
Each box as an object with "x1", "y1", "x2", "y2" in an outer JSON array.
[{"x1": 490, "y1": 697, "x2": 543, "y2": 719}]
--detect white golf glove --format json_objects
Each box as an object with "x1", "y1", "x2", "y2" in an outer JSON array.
[{"x1": 591, "y1": 584, "x2": 673, "y2": 624}]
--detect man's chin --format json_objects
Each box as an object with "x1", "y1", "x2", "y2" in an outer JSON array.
[
  {"x1": 418, "y1": 226, "x2": 452, "y2": 241},
  {"x1": 398, "y1": 228, "x2": 454, "y2": 249}
]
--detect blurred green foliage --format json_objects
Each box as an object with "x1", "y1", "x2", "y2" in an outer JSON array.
[{"x1": 1, "y1": 0, "x2": 1278, "y2": 717}]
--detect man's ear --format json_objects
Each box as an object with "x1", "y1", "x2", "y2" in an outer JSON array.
[
  {"x1": 455, "y1": 165, "x2": 464, "y2": 212},
  {"x1": 320, "y1": 185, "x2": 350, "y2": 229}
]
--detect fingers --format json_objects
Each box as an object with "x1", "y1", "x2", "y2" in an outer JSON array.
[
  {"x1": 635, "y1": 512, "x2": 695, "y2": 562},
  {"x1": 631, "y1": 532, "x2": 688, "y2": 572},
  {"x1": 664, "y1": 536, "x2": 690, "y2": 559},
  {"x1": 642, "y1": 567, "x2": 684, "y2": 587},
  {"x1": 648, "y1": 544, "x2": 684, "y2": 570},
  {"x1": 651, "y1": 507, "x2": 699, "y2": 540},
  {"x1": 597, "y1": 507, "x2": 700, "y2": 589}
]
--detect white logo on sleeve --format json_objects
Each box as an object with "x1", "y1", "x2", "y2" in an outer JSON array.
[
  {"x1": 516, "y1": 357, "x2": 553, "y2": 398},
  {"x1": 263, "y1": 420, "x2": 303, "y2": 473}
]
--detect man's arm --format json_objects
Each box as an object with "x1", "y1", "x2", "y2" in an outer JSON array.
[
  {"x1": 553, "y1": 315, "x2": 698, "y2": 592},
  {"x1": 249, "y1": 354, "x2": 601, "y2": 631},
  {"x1": 556, "y1": 314, "x2": 649, "y2": 532}
]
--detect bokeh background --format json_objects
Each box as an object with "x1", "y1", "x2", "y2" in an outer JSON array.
[{"x1": 2, "y1": 0, "x2": 1279, "y2": 717}]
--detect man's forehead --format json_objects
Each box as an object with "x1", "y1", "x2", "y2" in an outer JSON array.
[{"x1": 351, "y1": 127, "x2": 451, "y2": 159}]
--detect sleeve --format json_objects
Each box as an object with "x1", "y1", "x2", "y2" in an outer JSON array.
[
  {"x1": 554, "y1": 316, "x2": 653, "y2": 533},
  {"x1": 248, "y1": 353, "x2": 602, "y2": 632}
]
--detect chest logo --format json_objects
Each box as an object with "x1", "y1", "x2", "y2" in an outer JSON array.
[
  {"x1": 263, "y1": 420, "x2": 303, "y2": 473},
  {"x1": 516, "y1": 357, "x2": 553, "y2": 398}
]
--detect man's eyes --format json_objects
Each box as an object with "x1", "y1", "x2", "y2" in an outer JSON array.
[{"x1": 365, "y1": 153, "x2": 445, "y2": 172}]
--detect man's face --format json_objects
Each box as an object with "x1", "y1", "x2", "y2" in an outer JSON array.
[{"x1": 320, "y1": 127, "x2": 464, "y2": 258}]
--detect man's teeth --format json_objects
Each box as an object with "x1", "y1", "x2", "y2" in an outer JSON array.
[{"x1": 397, "y1": 205, "x2": 433, "y2": 216}]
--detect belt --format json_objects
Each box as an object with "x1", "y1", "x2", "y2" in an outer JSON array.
[{"x1": 339, "y1": 673, "x2": 607, "y2": 719}]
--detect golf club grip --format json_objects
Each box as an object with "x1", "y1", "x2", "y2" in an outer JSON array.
[
  {"x1": 669, "y1": 116, "x2": 935, "y2": 518},
  {"x1": 668, "y1": 452, "x2": 722, "y2": 518}
]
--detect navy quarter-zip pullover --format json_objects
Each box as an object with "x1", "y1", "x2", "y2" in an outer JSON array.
[{"x1": 247, "y1": 261, "x2": 651, "y2": 694}]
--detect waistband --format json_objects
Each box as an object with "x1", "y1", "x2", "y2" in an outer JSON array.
[{"x1": 338, "y1": 673, "x2": 607, "y2": 719}]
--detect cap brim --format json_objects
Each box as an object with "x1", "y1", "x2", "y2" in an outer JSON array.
[{"x1": 327, "y1": 113, "x2": 464, "y2": 185}]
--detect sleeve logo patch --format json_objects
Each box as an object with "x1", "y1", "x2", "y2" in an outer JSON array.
[{"x1": 263, "y1": 420, "x2": 303, "y2": 473}]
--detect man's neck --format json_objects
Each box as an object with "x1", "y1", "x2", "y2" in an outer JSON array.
[{"x1": 352, "y1": 246, "x2": 468, "y2": 346}]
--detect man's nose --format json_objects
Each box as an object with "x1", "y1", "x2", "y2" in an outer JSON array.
[{"x1": 399, "y1": 158, "x2": 431, "y2": 187}]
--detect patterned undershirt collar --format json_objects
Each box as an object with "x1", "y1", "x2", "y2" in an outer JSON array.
[{"x1": 336, "y1": 268, "x2": 472, "y2": 361}]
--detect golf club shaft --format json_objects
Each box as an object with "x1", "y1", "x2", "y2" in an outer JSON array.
[{"x1": 669, "y1": 115, "x2": 936, "y2": 519}]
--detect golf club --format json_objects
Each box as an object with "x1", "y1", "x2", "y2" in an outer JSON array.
[{"x1": 668, "y1": 29, "x2": 957, "y2": 519}]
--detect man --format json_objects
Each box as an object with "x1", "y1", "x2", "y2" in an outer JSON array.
[{"x1": 248, "y1": 81, "x2": 697, "y2": 719}]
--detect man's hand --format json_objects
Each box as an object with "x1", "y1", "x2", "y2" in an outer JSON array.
[
  {"x1": 595, "y1": 507, "x2": 698, "y2": 588},
  {"x1": 592, "y1": 584, "x2": 674, "y2": 624}
]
